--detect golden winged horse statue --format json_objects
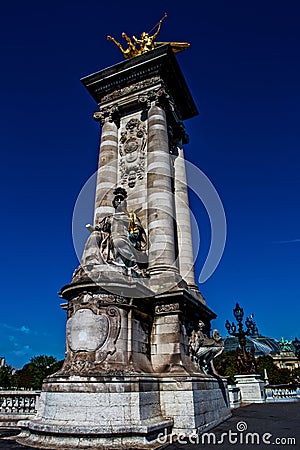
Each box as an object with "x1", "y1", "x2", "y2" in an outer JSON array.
[{"x1": 107, "y1": 13, "x2": 190, "y2": 59}]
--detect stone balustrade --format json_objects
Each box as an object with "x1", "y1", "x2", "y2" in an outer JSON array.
[
  {"x1": 0, "y1": 391, "x2": 40, "y2": 427},
  {"x1": 264, "y1": 385, "x2": 300, "y2": 402}
]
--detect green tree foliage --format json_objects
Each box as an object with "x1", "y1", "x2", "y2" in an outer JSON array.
[
  {"x1": 13, "y1": 355, "x2": 63, "y2": 390},
  {"x1": 214, "y1": 351, "x2": 296, "y2": 385},
  {"x1": 0, "y1": 365, "x2": 14, "y2": 388},
  {"x1": 256, "y1": 355, "x2": 292, "y2": 385},
  {"x1": 214, "y1": 350, "x2": 237, "y2": 384},
  {"x1": 12, "y1": 363, "x2": 34, "y2": 389}
]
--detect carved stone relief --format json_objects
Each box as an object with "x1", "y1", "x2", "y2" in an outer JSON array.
[
  {"x1": 67, "y1": 292, "x2": 130, "y2": 319},
  {"x1": 154, "y1": 302, "x2": 180, "y2": 314},
  {"x1": 61, "y1": 302, "x2": 121, "y2": 375},
  {"x1": 119, "y1": 117, "x2": 147, "y2": 188},
  {"x1": 67, "y1": 309, "x2": 109, "y2": 352},
  {"x1": 101, "y1": 77, "x2": 161, "y2": 103}
]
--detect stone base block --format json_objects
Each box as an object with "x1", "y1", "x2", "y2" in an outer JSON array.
[
  {"x1": 159, "y1": 375, "x2": 231, "y2": 437},
  {"x1": 227, "y1": 385, "x2": 241, "y2": 409},
  {"x1": 16, "y1": 373, "x2": 231, "y2": 449},
  {"x1": 234, "y1": 374, "x2": 265, "y2": 403},
  {"x1": 16, "y1": 375, "x2": 172, "y2": 449}
]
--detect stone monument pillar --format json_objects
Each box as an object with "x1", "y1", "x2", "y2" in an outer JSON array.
[{"x1": 18, "y1": 44, "x2": 231, "y2": 449}]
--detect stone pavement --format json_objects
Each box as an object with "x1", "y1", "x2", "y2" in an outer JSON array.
[
  {"x1": 0, "y1": 429, "x2": 34, "y2": 449},
  {"x1": 165, "y1": 401, "x2": 300, "y2": 449},
  {"x1": 0, "y1": 401, "x2": 299, "y2": 449}
]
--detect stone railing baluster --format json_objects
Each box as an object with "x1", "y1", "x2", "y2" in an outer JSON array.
[{"x1": 0, "y1": 391, "x2": 40, "y2": 427}]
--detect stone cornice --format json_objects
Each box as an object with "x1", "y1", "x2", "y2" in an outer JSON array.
[{"x1": 81, "y1": 44, "x2": 198, "y2": 121}]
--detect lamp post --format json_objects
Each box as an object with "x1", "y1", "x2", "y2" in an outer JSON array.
[
  {"x1": 225, "y1": 303, "x2": 257, "y2": 374},
  {"x1": 292, "y1": 337, "x2": 300, "y2": 360}
]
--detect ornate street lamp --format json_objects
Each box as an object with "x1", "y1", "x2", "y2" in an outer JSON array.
[
  {"x1": 225, "y1": 303, "x2": 257, "y2": 374},
  {"x1": 292, "y1": 337, "x2": 300, "y2": 360}
]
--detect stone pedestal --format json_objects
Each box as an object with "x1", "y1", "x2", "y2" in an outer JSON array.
[
  {"x1": 18, "y1": 375, "x2": 172, "y2": 449},
  {"x1": 18, "y1": 279, "x2": 231, "y2": 449},
  {"x1": 227, "y1": 385, "x2": 241, "y2": 409},
  {"x1": 234, "y1": 374, "x2": 265, "y2": 404}
]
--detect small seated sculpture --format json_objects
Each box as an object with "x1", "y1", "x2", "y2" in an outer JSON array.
[
  {"x1": 72, "y1": 187, "x2": 147, "y2": 281},
  {"x1": 188, "y1": 320, "x2": 224, "y2": 375}
]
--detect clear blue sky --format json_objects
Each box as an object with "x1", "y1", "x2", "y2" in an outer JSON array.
[{"x1": 1, "y1": 0, "x2": 299, "y2": 368}]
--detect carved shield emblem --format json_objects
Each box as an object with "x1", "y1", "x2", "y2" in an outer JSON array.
[{"x1": 67, "y1": 309, "x2": 109, "y2": 352}]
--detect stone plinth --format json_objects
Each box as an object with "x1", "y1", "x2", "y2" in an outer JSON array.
[
  {"x1": 17, "y1": 284, "x2": 231, "y2": 448},
  {"x1": 227, "y1": 385, "x2": 241, "y2": 409},
  {"x1": 17, "y1": 375, "x2": 172, "y2": 449},
  {"x1": 159, "y1": 376, "x2": 231, "y2": 435},
  {"x1": 234, "y1": 374, "x2": 265, "y2": 404}
]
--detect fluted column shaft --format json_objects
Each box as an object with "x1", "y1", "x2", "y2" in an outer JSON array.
[
  {"x1": 94, "y1": 119, "x2": 118, "y2": 224},
  {"x1": 174, "y1": 145, "x2": 197, "y2": 289},
  {"x1": 147, "y1": 104, "x2": 178, "y2": 274}
]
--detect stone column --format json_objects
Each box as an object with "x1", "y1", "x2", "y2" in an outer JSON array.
[
  {"x1": 93, "y1": 113, "x2": 118, "y2": 224},
  {"x1": 174, "y1": 145, "x2": 198, "y2": 290},
  {"x1": 147, "y1": 103, "x2": 179, "y2": 275}
]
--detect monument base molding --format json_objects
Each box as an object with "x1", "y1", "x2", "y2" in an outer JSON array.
[
  {"x1": 16, "y1": 375, "x2": 172, "y2": 449},
  {"x1": 16, "y1": 373, "x2": 230, "y2": 449}
]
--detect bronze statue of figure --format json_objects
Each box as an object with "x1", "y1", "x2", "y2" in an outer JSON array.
[
  {"x1": 236, "y1": 346, "x2": 257, "y2": 374},
  {"x1": 132, "y1": 13, "x2": 167, "y2": 53},
  {"x1": 73, "y1": 187, "x2": 147, "y2": 281},
  {"x1": 188, "y1": 320, "x2": 224, "y2": 375},
  {"x1": 107, "y1": 13, "x2": 190, "y2": 59},
  {"x1": 107, "y1": 33, "x2": 140, "y2": 59}
]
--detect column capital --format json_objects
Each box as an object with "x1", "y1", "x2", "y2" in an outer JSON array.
[
  {"x1": 94, "y1": 105, "x2": 119, "y2": 126},
  {"x1": 138, "y1": 85, "x2": 176, "y2": 113}
]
